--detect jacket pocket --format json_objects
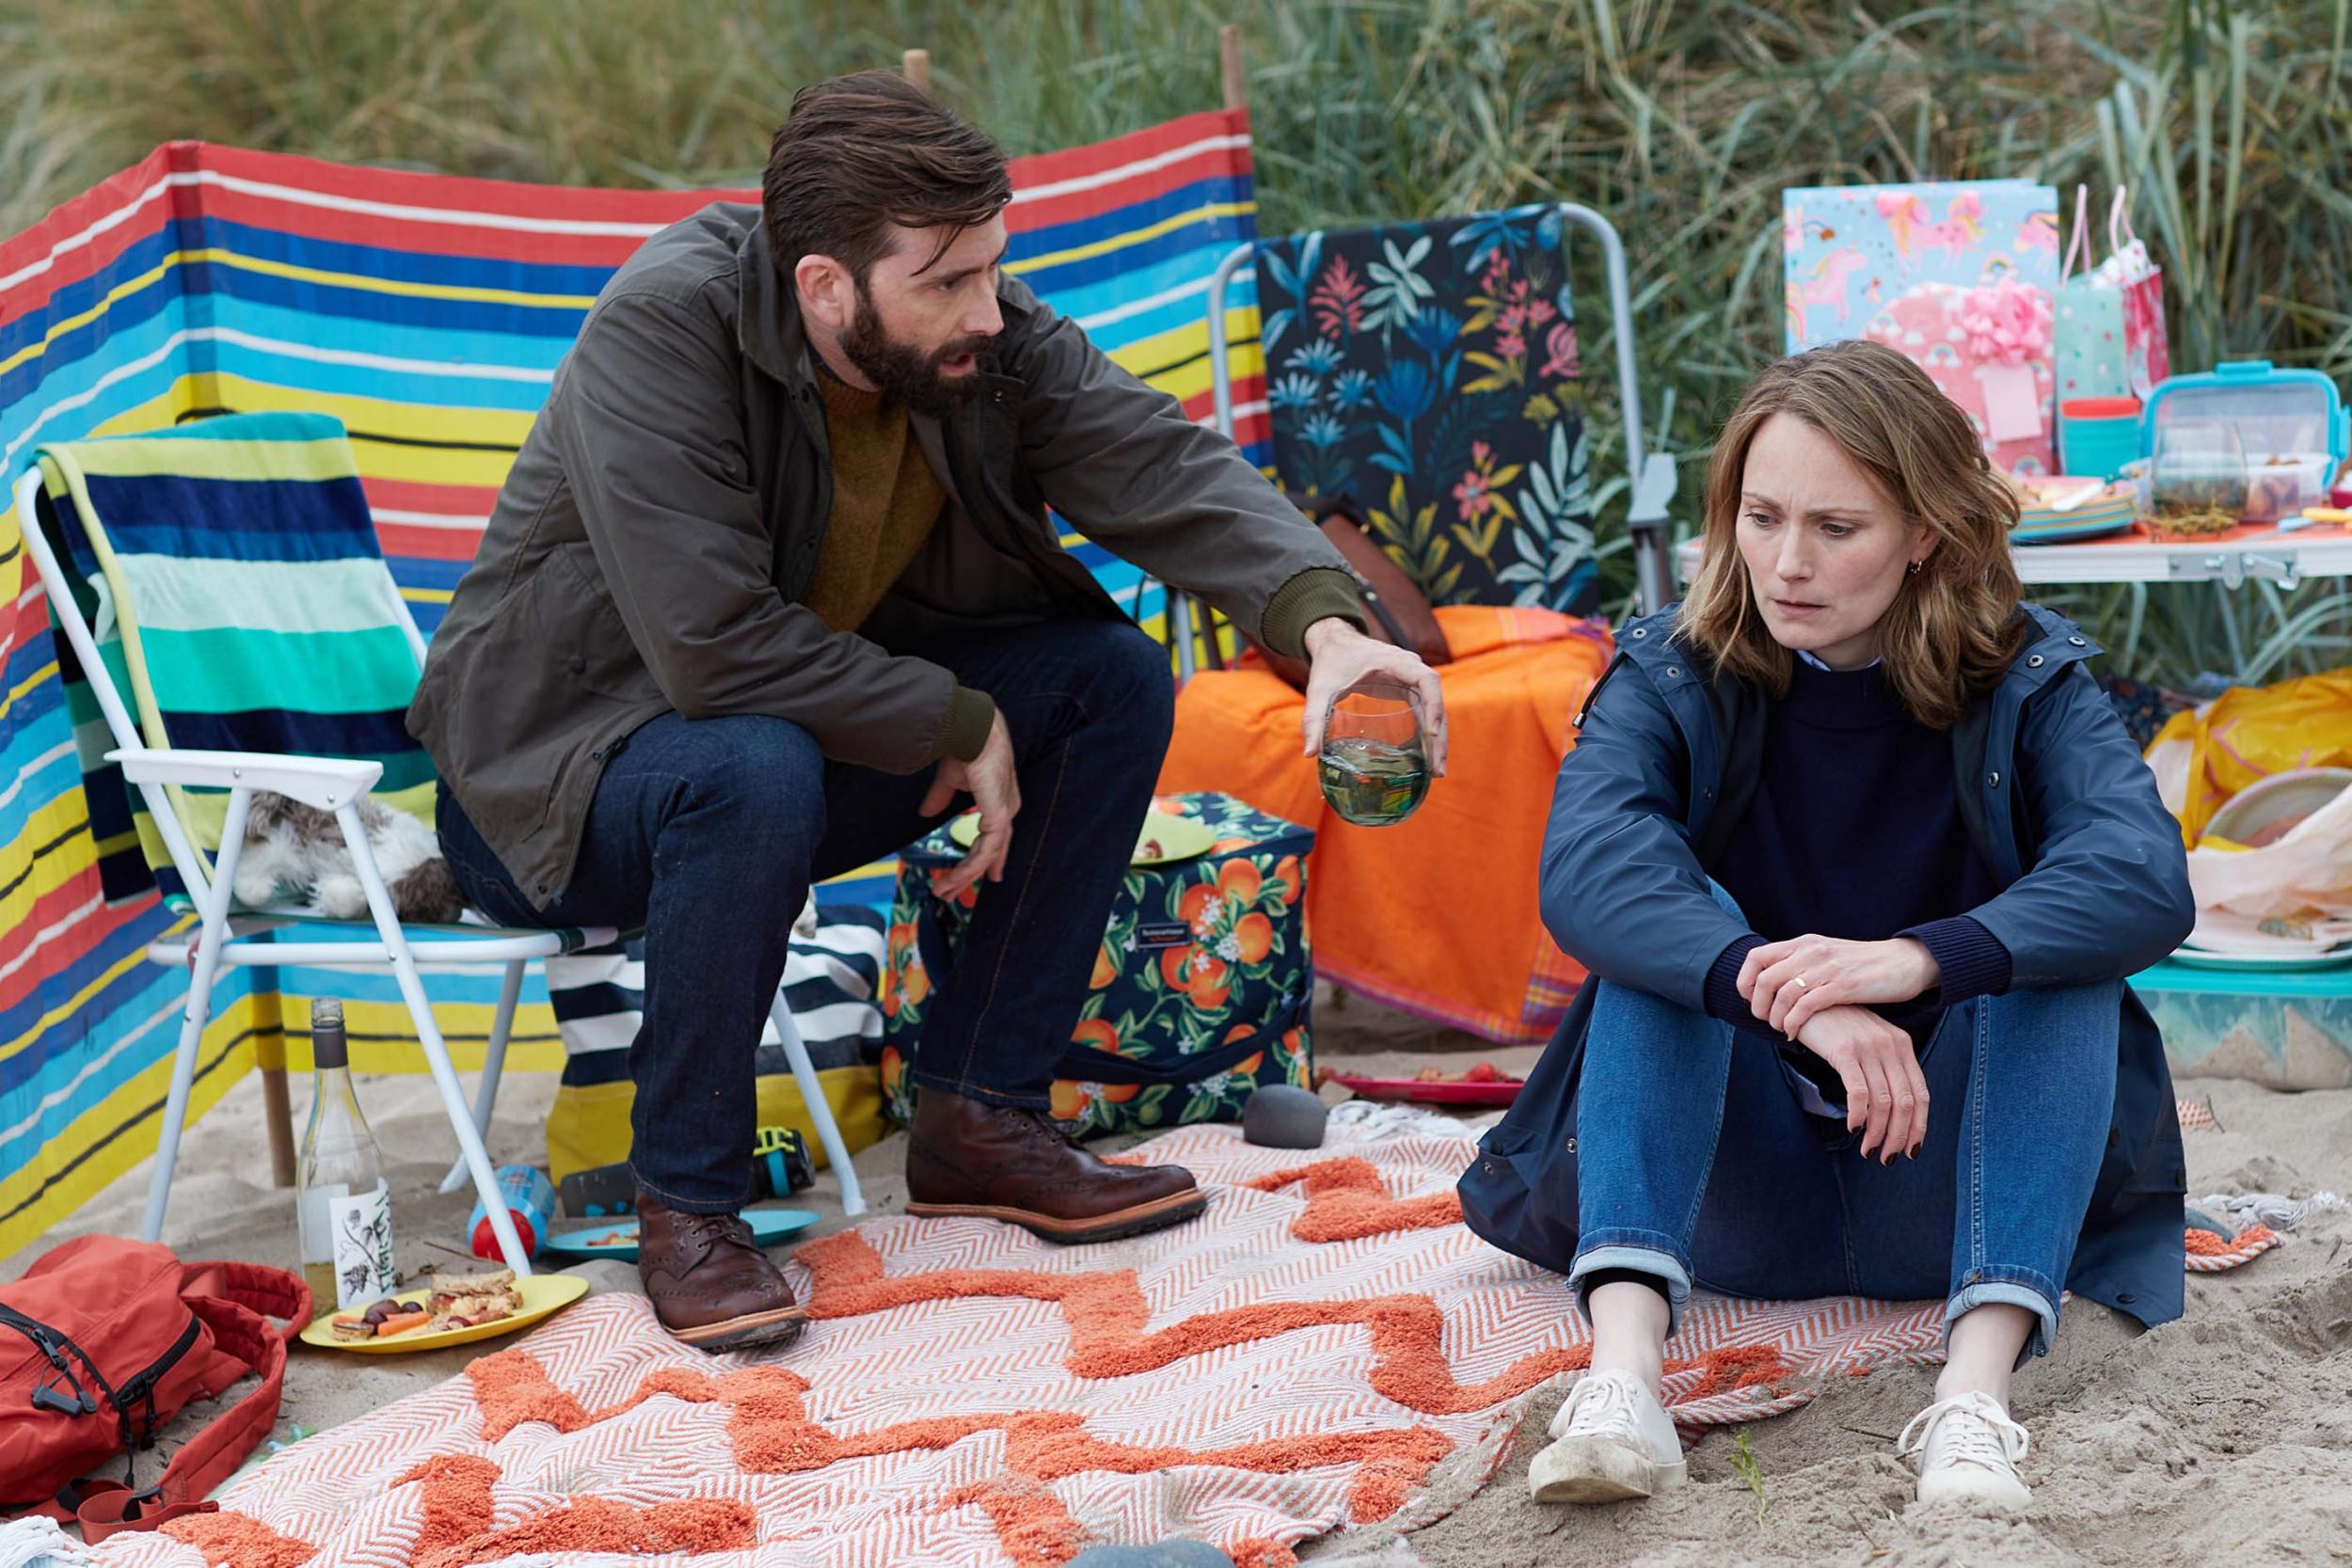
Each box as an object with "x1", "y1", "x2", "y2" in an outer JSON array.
[{"x1": 541, "y1": 542, "x2": 657, "y2": 701}]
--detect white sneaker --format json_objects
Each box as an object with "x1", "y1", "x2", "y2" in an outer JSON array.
[
  {"x1": 1898, "y1": 1390, "x2": 2032, "y2": 1509},
  {"x1": 1528, "y1": 1369, "x2": 1687, "y2": 1503}
]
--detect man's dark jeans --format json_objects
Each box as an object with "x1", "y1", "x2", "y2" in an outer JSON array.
[{"x1": 435, "y1": 618, "x2": 1175, "y2": 1213}]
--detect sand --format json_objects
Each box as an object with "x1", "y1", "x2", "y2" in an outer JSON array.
[
  {"x1": 8, "y1": 988, "x2": 2349, "y2": 1566},
  {"x1": 1348, "y1": 1073, "x2": 2352, "y2": 1568}
]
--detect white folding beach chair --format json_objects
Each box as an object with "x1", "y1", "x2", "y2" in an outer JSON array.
[{"x1": 15, "y1": 461, "x2": 866, "y2": 1274}]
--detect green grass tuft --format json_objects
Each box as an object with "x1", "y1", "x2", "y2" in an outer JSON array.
[{"x1": 1729, "y1": 1424, "x2": 1769, "y2": 1523}]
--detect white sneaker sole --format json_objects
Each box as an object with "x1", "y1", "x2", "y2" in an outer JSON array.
[
  {"x1": 1529, "y1": 1433, "x2": 1688, "y2": 1503},
  {"x1": 1916, "y1": 1471, "x2": 2032, "y2": 1510}
]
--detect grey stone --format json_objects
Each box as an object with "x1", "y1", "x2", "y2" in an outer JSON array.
[
  {"x1": 2185, "y1": 1204, "x2": 2234, "y2": 1242},
  {"x1": 1066, "y1": 1544, "x2": 1235, "y2": 1568},
  {"x1": 1241, "y1": 1083, "x2": 1327, "y2": 1148}
]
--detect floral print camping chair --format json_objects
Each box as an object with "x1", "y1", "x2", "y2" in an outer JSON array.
[
  {"x1": 1157, "y1": 202, "x2": 1674, "y2": 1047},
  {"x1": 1260, "y1": 204, "x2": 1604, "y2": 613}
]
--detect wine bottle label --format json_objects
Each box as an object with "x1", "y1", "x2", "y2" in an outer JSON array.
[
  {"x1": 326, "y1": 1180, "x2": 396, "y2": 1309},
  {"x1": 295, "y1": 1181, "x2": 341, "y2": 1267}
]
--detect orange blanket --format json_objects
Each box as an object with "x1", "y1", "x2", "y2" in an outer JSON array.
[{"x1": 1159, "y1": 606, "x2": 1613, "y2": 1044}]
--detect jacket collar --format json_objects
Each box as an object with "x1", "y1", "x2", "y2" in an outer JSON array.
[
  {"x1": 735, "y1": 218, "x2": 813, "y2": 389},
  {"x1": 1605, "y1": 598, "x2": 2104, "y2": 883},
  {"x1": 2006, "y1": 601, "x2": 2102, "y2": 694},
  {"x1": 1616, "y1": 599, "x2": 2100, "y2": 702}
]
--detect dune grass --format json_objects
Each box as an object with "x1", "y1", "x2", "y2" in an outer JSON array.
[{"x1": 3, "y1": 0, "x2": 2346, "y2": 681}]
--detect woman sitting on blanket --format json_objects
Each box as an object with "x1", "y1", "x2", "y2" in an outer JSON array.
[{"x1": 1458, "y1": 339, "x2": 2194, "y2": 1511}]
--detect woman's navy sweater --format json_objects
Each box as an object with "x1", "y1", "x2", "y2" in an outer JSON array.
[{"x1": 1703, "y1": 657, "x2": 2014, "y2": 1056}]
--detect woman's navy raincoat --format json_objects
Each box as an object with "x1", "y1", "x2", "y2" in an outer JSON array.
[{"x1": 1457, "y1": 603, "x2": 2198, "y2": 1329}]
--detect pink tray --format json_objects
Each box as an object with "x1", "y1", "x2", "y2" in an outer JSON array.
[{"x1": 1327, "y1": 1073, "x2": 1524, "y2": 1107}]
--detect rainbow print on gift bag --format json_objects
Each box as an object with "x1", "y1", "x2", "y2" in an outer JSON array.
[{"x1": 1784, "y1": 180, "x2": 2062, "y2": 477}]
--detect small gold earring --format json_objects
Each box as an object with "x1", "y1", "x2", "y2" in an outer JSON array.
[{"x1": 1908, "y1": 560, "x2": 1924, "y2": 575}]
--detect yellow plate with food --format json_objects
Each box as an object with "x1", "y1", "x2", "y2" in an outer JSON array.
[
  {"x1": 948, "y1": 807, "x2": 1216, "y2": 866},
  {"x1": 299, "y1": 1268, "x2": 586, "y2": 1354}
]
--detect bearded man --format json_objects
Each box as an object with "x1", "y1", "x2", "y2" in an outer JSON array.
[{"x1": 409, "y1": 71, "x2": 1442, "y2": 1352}]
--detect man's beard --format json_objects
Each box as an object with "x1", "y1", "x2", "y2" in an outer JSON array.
[{"x1": 838, "y1": 286, "x2": 995, "y2": 418}]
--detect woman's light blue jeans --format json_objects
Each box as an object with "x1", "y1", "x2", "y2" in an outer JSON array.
[{"x1": 1568, "y1": 893, "x2": 2120, "y2": 1366}]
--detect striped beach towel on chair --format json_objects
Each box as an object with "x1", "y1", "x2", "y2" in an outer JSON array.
[
  {"x1": 544, "y1": 904, "x2": 889, "y2": 1186},
  {"x1": 34, "y1": 410, "x2": 432, "y2": 906},
  {"x1": 35, "y1": 408, "x2": 895, "y2": 1177}
]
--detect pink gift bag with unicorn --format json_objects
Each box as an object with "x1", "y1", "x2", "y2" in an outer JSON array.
[{"x1": 1784, "y1": 179, "x2": 2062, "y2": 476}]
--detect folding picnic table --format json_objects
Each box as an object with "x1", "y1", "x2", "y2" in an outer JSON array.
[{"x1": 1677, "y1": 515, "x2": 2352, "y2": 592}]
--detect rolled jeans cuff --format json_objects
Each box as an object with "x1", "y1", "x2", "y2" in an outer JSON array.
[
  {"x1": 1569, "y1": 1231, "x2": 1694, "y2": 1342},
  {"x1": 907, "y1": 1069, "x2": 1054, "y2": 1113},
  {"x1": 1946, "y1": 1264, "x2": 2061, "y2": 1368},
  {"x1": 631, "y1": 1166, "x2": 755, "y2": 1216}
]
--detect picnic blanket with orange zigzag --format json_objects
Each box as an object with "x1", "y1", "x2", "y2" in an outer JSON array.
[{"x1": 96, "y1": 1127, "x2": 2277, "y2": 1568}]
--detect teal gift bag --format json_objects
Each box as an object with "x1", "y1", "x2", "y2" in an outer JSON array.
[
  {"x1": 2056, "y1": 184, "x2": 2132, "y2": 402},
  {"x1": 876, "y1": 792, "x2": 1317, "y2": 1138}
]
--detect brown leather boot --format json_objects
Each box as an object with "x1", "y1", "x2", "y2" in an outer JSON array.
[
  {"x1": 904, "y1": 1088, "x2": 1207, "y2": 1243},
  {"x1": 634, "y1": 1196, "x2": 806, "y2": 1353}
]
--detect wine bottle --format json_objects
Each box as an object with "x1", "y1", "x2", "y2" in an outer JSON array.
[{"x1": 294, "y1": 997, "x2": 397, "y2": 1310}]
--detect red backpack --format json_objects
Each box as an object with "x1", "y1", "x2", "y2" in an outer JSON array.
[{"x1": 1, "y1": 1235, "x2": 309, "y2": 1539}]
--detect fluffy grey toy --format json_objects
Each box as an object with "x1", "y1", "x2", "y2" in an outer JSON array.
[
  {"x1": 1242, "y1": 1084, "x2": 1327, "y2": 1149},
  {"x1": 232, "y1": 791, "x2": 465, "y2": 924}
]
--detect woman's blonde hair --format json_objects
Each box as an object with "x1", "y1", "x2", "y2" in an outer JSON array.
[{"x1": 1677, "y1": 340, "x2": 2027, "y2": 729}]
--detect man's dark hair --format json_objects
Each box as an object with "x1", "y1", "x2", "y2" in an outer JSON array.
[{"x1": 763, "y1": 71, "x2": 1012, "y2": 288}]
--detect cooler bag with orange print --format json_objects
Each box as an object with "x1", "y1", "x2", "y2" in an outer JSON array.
[{"x1": 876, "y1": 791, "x2": 1316, "y2": 1137}]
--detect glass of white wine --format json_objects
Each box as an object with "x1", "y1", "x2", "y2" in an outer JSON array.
[{"x1": 1318, "y1": 679, "x2": 1431, "y2": 827}]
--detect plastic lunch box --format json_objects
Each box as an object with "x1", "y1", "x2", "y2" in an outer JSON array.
[{"x1": 2140, "y1": 360, "x2": 2350, "y2": 524}]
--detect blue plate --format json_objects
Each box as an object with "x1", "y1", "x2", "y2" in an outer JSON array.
[
  {"x1": 539, "y1": 1207, "x2": 821, "y2": 1261},
  {"x1": 2014, "y1": 508, "x2": 2137, "y2": 545},
  {"x1": 2013, "y1": 483, "x2": 2137, "y2": 545}
]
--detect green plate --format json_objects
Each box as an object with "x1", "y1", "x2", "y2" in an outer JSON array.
[{"x1": 2167, "y1": 947, "x2": 2352, "y2": 974}]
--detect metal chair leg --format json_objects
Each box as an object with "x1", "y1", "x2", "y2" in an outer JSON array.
[
  {"x1": 142, "y1": 788, "x2": 256, "y2": 1243},
  {"x1": 142, "y1": 978, "x2": 215, "y2": 1243},
  {"x1": 338, "y1": 806, "x2": 532, "y2": 1275},
  {"x1": 438, "y1": 958, "x2": 526, "y2": 1194},
  {"x1": 767, "y1": 989, "x2": 866, "y2": 1217}
]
